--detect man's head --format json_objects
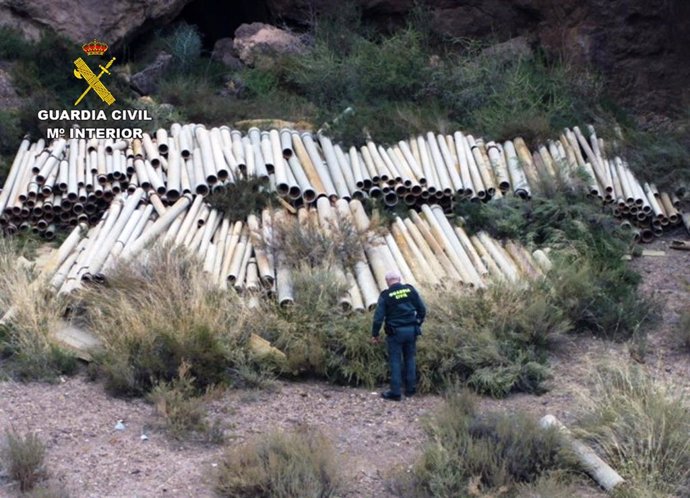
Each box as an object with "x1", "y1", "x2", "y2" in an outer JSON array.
[{"x1": 385, "y1": 271, "x2": 401, "y2": 287}]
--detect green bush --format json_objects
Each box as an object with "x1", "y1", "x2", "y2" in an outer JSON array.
[
  {"x1": 575, "y1": 364, "x2": 690, "y2": 497},
  {"x1": 206, "y1": 177, "x2": 276, "y2": 222},
  {"x1": 214, "y1": 426, "x2": 345, "y2": 498},
  {"x1": 455, "y1": 192, "x2": 655, "y2": 341},
  {"x1": 165, "y1": 24, "x2": 203, "y2": 70},
  {"x1": 1, "y1": 429, "x2": 47, "y2": 492},
  {"x1": 250, "y1": 265, "x2": 387, "y2": 387},
  {"x1": 250, "y1": 264, "x2": 563, "y2": 396},
  {"x1": 416, "y1": 283, "x2": 564, "y2": 396},
  {"x1": 403, "y1": 391, "x2": 575, "y2": 497}
]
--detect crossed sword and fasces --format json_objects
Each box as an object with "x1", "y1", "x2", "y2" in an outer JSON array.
[{"x1": 73, "y1": 56, "x2": 116, "y2": 106}]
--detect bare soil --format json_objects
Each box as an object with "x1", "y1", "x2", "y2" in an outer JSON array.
[{"x1": 0, "y1": 231, "x2": 688, "y2": 497}]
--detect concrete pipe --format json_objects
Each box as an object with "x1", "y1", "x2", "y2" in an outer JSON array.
[
  {"x1": 539, "y1": 415, "x2": 624, "y2": 492},
  {"x1": 469, "y1": 234, "x2": 504, "y2": 281},
  {"x1": 260, "y1": 131, "x2": 274, "y2": 173},
  {"x1": 407, "y1": 210, "x2": 460, "y2": 282},
  {"x1": 292, "y1": 133, "x2": 327, "y2": 197},
  {"x1": 142, "y1": 133, "x2": 160, "y2": 167},
  {"x1": 194, "y1": 126, "x2": 218, "y2": 185},
  {"x1": 121, "y1": 194, "x2": 192, "y2": 261},
  {"x1": 477, "y1": 232, "x2": 519, "y2": 282},
  {"x1": 391, "y1": 218, "x2": 438, "y2": 286}
]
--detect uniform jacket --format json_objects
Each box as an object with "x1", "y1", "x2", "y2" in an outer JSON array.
[{"x1": 371, "y1": 282, "x2": 427, "y2": 338}]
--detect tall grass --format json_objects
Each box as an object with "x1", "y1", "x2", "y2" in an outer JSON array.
[
  {"x1": 400, "y1": 390, "x2": 576, "y2": 497},
  {"x1": 575, "y1": 364, "x2": 690, "y2": 497},
  {"x1": 81, "y1": 244, "x2": 268, "y2": 397},
  {"x1": 0, "y1": 237, "x2": 76, "y2": 381},
  {"x1": 1, "y1": 429, "x2": 47, "y2": 492},
  {"x1": 214, "y1": 426, "x2": 345, "y2": 498}
]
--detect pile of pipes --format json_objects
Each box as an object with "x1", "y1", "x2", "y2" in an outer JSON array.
[
  {"x1": 1, "y1": 124, "x2": 687, "y2": 242},
  {"x1": 48, "y1": 195, "x2": 551, "y2": 309}
]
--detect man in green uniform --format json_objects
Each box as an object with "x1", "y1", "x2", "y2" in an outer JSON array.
[{"x1": 371, "y1": 271, "x2": 426, "y2": 401}]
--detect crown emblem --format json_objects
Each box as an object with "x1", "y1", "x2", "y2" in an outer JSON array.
[{"x1": 82, "y1": 40, "x2": 108, "y2": 56}]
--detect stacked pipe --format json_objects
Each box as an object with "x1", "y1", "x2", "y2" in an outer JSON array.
[
  {"x1": 49, "y1": 194, "x2": 551, "y2": 310},
  {"x1": 1, "y1": 124, "x2": 685, "y2": 242}
]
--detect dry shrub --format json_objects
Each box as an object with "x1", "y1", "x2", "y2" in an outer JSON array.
[
  {"x1": 403, "y1": 390, "x2": 575, "y2": 497},
  {"x1": 81, "y1": 244, "x2": 268, "y2": 396},
  {"x1": 575, "y1": 363, "x2": 690, "y2": 497},
  {"x1": 1, "y1": 429, "x2": 47, "y2": 492},
  {"x1": 214, "y1": 426, "x2": 345, "y2": 498},
  {"x1": 0, "y1": 237, "x2": 76, "y2": 381},
  {"x1": 148, "y1": 361, "x2": 217, "y2": 441},
  {"x1": 265, "y1": 211, "x2": 367, "y2": 270}
]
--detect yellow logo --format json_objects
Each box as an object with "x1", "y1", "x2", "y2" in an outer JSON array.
[{"x1": 73, "y1": 39, "x2": 116, "y2": 106}]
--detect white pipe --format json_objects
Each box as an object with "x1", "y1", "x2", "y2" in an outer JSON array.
[
  {"x1": 539, "y1": 415, "x2": 624, "y2": 492},
  {"x1": 320, "y1": 134, "x2": 350, "y2": 199},
  {"x1": 195, "y1": 126, "x2": 217, "y2": 185},
  {"x1": 121, "y1": 194, "x2": 193, "y2": 261},
  {"x1": 302, "y1": 133, "x2": 337, "y2": 198}
]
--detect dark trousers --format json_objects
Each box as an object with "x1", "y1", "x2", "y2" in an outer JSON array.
[{"x1": 386, "y1": 326, "x2": 417, "y2": 396}]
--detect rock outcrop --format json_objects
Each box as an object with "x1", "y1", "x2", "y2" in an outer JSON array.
[
  {"x1": 130, "y1": 52, "x2": 173, "y2": 95},
  {"x1": 211, "y1": 38, "x2": 244, "y2": 70},
  {"x1": 233, "y1": 22, "x2": 306, "y2": 67},
  {"x1": 265, "y1": 0, "x2": 690, "y2": 114},
  {"x1": 0, "y1": 0, "x2": 193, "y2": 45}
]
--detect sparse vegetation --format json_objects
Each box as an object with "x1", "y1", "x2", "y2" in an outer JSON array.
[
  {"x1": 399, "y1": 390, "x2": 577, "y2": 497},
  {"x1": 1, "y1": 429, "x2": 47, "y2": 492},
  {"x1": 0, "y1": 237, "x2": 77, "y2": 381},
  {"x1": 148, "y1": 361, "x2": 222, "y2": 442},
  {"x1": 575, "y1": 364, "x2": 690, "y2": 497},
  {"x1": 81, "y1": 244, "x2": 270, "y2": 397},
  {"x1": 214, "y1": 426, "x2": 345, "y2": 498}
]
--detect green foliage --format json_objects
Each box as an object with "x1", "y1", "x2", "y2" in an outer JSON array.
[
  {"x1": 214, "y1": 426, "x2": 345, "y2": 498},
  {"x1": 82, "y1": 245, "x2": 270, "y2": 397},
  {"x1": 455, "y1": 193, "x2": 654, "y2": 340},
  {"x1": 250, "y1": 265, "x2": 563, "y2": 396},
  {"x1": 403, "y1": 391, "x2": 575, "y2": 497},
  {"x1": 165, "y1": 24, "x2": 203, "y2": 70},
  {"x1": 1, "y1": 429, "x2": 47, "y2": 492},
  {"x1": 250, "y1": 265, "x2": 387, "y2": 387},
  {"x1": 0, "y1": 110, "x2": 23, "y2": 177},
  {"x1": 417, "y1": 283, "x2": 565, "y2": 396},
  {"x1": 575, "y1": 364, "x2": 690, "y2": 497},
  {"x1": 0, "y1": 28, "x2": 32, "y2": 60},
  {"x1": 206, "y1": 177, "x2": 276, "y2": 222}
]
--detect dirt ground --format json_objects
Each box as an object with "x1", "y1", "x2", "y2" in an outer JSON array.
[{"x1": 0, "y1": 231, "x2": 688, "y2": 497}]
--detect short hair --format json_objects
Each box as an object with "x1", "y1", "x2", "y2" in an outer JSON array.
[{"x1": 385, "y1": 271, "x2": 401, "y2": 282}]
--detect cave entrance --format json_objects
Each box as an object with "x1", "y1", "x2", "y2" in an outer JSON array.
[{"x1": 179, "y1": 0, "x2": 271, "y2": 49}]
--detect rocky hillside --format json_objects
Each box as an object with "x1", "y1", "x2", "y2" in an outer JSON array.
[{"x1": 1, "y1": 0, "x2": 688, "y2": 116}]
